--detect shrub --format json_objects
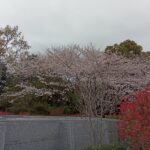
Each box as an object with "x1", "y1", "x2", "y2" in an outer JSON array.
[
  {"x1": 31, "y1": 102, "x2": 51, "y2": 115},
  {"x1": 81, "y1": 143, "x2": 126, "y2": 150},
  {"x1": 63, "y1": 106, "x2": 76, "y2": 114},
  {"x1": 8, "y1": 103, "x2": 30, "y2": 114},
  {"x1": 1, "y1": 74, "x2": 80, "y2": 115},
  {"x1": 0, "y1": 111, "x2": 9, "y2": 115},
  {"x1": 0, "y1": 62, "x2": 7, "y2": 95},
  {"x1": 118, "y1": 88, "x2": 150, "y2": 150},
  {"x1": 64, "y1": 91, "x2": 80, "y2": 114},
  {"x1": 0, "y1": 98, "x2": 10, "y2": 111}
]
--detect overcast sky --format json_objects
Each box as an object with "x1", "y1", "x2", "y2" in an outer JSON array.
[{"x1": 0, "y1": 0, "x2": 150, "y2": 53}]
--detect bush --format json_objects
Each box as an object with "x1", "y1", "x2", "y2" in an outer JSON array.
[
  {"x1": 7, "y1": 101, "x2": 31, "y2": 114},
  {"x1": 118, "y1": 88, "x2": 150, "y2": 150},
  {"x1": 0, "y1": 98, "x2": 10, "y2": 111},
  {"x1": 4, "y1": 94, "x2": 52, "y2": 115},
  {"x1": 5, "y1": 94, "x2": 35, "y2": 114},
  {"x1": 64, "y1": 91, "x2": 80, "y2": 114},
  {"x1": 0, "y1": 62, "x2": 7, "y2": 95},
  {"x1": 63, "y1": 106, "x2": 76, "y2": 114},
  {"x1": 81, "y1": 143, "x2": 126, "y2": 150},
  {"x1": 1, "y1": 74, "x2": 80, "y2": 115},
  {"x1": 31, "y1": 102, "x2": 52, "y2": 115}
]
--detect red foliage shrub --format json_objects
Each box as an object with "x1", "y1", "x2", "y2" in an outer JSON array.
[
  {"x1": 19, "y1": 112, "x2": 31, "y2": 115},
  {"x1": 118, "y1": 88, "x2": 150, "y2": 150},
  {"x1": 49, "y1": 108, "x2": 64, "y2": 116},
  {"x1": 0, "y1": 111, "x2": 9, "y2": 115}
]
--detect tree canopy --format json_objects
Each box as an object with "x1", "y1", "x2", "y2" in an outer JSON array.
[
  {"x1": 0, "y1": 25, "x2": 30, "y2": 61},
  {"x1": 1, "y1": 25, "x2": 150, "y2": 116},
  {"x1": 105, "y1": 39, "x2": 143, "y2": 58},
  {"x1": 0, "y1": 25, "x2": 30, "y2": 96}
]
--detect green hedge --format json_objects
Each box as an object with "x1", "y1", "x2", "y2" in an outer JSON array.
[{"x1": 0, "y1": 75, "x2": 80, "y2": 115}]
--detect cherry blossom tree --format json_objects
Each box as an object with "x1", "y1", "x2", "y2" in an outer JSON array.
[
  {"x1": 47, "y1": 45, "x2": 150, "y2": 116},
  {"x1": 2, "y1": 41, "x2": 150, "y2": 116},
  {"x1": 4, "y1": 53, "x2": 73, "y2": 106}
]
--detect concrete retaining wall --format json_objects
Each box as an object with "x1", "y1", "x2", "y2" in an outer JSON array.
[
  {"x1": 0, "y1": 116, "x2": 119, "y2": 150},
  {"x1": 0, "y1": 118, "x2": 6, "y2": 150}
]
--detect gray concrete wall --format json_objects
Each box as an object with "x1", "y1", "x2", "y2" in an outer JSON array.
[
  {"x1": 0, "y1": 118, "x2": 6, "y2": 150},
  {"x1": 0, "y1": 116, "x2": 119, "y2": 150}
]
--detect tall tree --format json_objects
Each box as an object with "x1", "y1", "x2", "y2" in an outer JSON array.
[
  {"x1": 0, "y1": 25, "x2": 30, "y2": 95},
  {"x1": 0, "y1": 25, "x2": 30, "y2": 62}
]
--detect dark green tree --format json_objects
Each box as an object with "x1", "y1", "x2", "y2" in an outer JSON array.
[
  {"x1": 105, "y1": 39, "x2": 143, "y2": 58},
  {"x1": 0, "y1": 62, "x2": 6, "y2": 94}
]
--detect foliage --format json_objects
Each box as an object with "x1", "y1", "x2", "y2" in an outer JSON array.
[
  {"x1": 64, "y1": 91, "x2": 80, "y2": 114},
  {"x1": 0, "y1": 74, "x2": 79, "y2": 115},
  {"x1": 8, "y1": 102, "x2": 31, "y2": 114},
  {"x1": 48, "y1": 45, "x2": 150, "y2": 116},
  {"x1": 4, "y1": 94, "x2": 49, "y2": 115},
  {"x1": 141, "y1": 51, "x2": 150, "y2": 57},
  {"x1": 0, "y1": 98, "x2": 10, "y2": 111},
  {"x1": 118, "y1": 88, "x2": 150, "y2": 150},
  {"x1": 31, "y1": 102, "x2": 52, "y2": 115},
  {"x1": 105, "y1": 39, "x2": 143, "y2": 58},
  {"x1": 81, "y1": 143, "x2": 126, "y2": 150},
  {"x1": 0, "y1": 111, "x2": 9, "y2": 115},
  {"x1": 0, "y1": 25, "x2": 30, "y2": 58},
  {"x1": 0, "y1": 62, "x2": 7, "y2": 95},
  {"x1": 1, "y1": 25, "x2": 150, "y2": 117},
  {"x1": 1, "y1": 43, "x2": 150, "y2": 117},
  {"x1": 0, "y1": 24, "x2": 29, "y2": 102}
]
